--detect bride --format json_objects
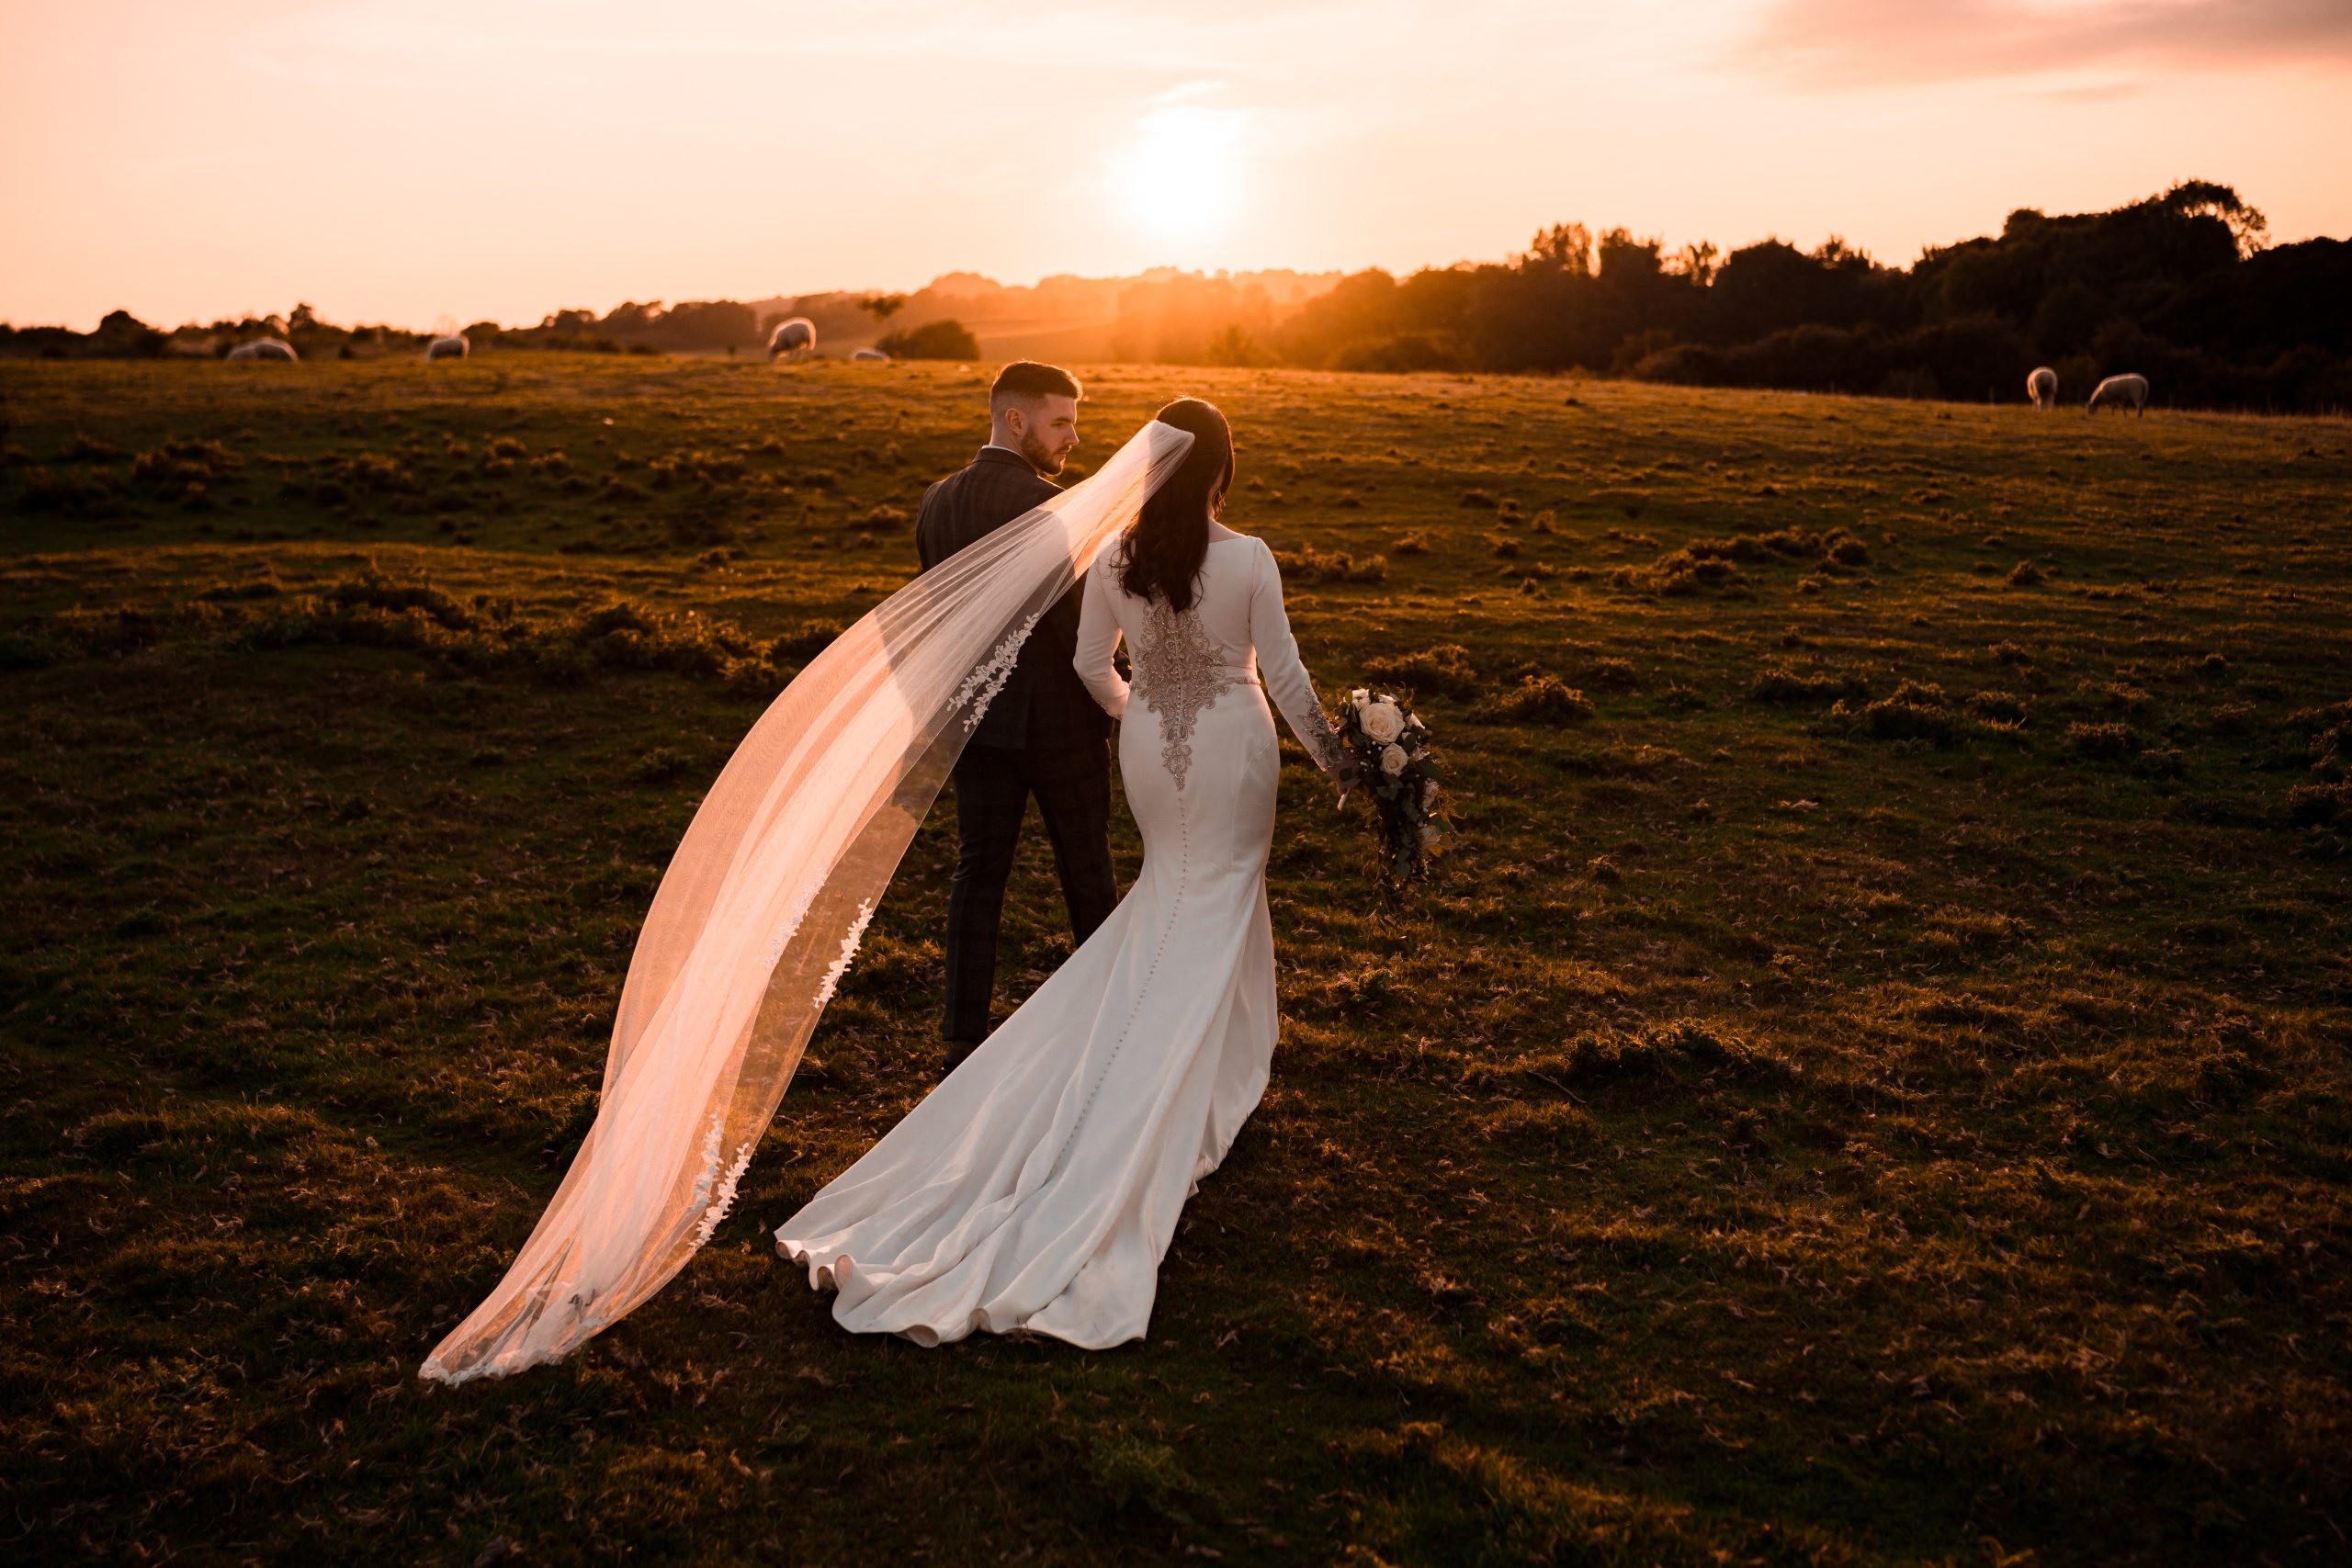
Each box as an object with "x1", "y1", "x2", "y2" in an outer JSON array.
[
  {"x1": 421, "y1": 399, "x2": 1349, "y2": 1382},
  {"x1": 775, "y1": 399, "x2": 1354, "y2": 1347}
]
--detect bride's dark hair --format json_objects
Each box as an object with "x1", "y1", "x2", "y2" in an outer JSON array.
[{"x1": 1118, "y1": 398, "x2": 1232, "y2": 612}]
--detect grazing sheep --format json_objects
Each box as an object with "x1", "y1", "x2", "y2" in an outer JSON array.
[
  {"x1": 851, "y1": 346, "x2": 890, "y2": 363},
  {"x1": 767, "y1": 317, "x2": 816, "y2": 361},
  {"x1": 2028, "y1": 366, "x2": 2058, "y2": 409},
  {"x1": 2086, "y1": 373, "x2": 2149, "y2": 416},
  {"x1": 425, "y1": 333, "x2": 469, "y2": 362},
  {"x1": 226, "y1": 337, "x2": 299, "y2": 362}
]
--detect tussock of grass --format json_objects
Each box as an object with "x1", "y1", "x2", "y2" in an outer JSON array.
[
  {"x1": 1584, "y1": 656, "x2": 1640, "y2": 691},
  {"x1": 1683, "y1": 526, "x2": 1820, "y2": 564},
  {"x1": 1362, "y1": 643, "x2": 1479, "y2": 700},
  {"x1": 131, "y1": 437, "x2": 242, "y2": 489},
  {"x1": 1464, "y1": 1019, "x2": 1792, "y2": 1092},
  {"x1": 1610, "y1": 547, "x2": 1748, "y2": 598},
  {"x1": 28, "y1": 568, "x2": 789, "y2": 689},
  {"x1": 1746, "y1": 664, "x2": 1869, "y2": 704},
  {"x1": 60, "y1": 432, "x2": 123, "y2": 463},
  {"x1": 2065, "y1": 718, "x2": 2141, "y2": 760},
  {"x1": 1964, "y1": 688, "x2": 2029, "y2": 724},
  {"x1": 1481, "y1": 673, "x2": 1592, "y2": 725},
  {"x1": 1275, "y1": 545, "x2": 1387, "y2": 583},
  {"x1": 1828, "y1": 679, "x2": 1962, "y2": 745},
  {"x1": 15, "y1": 465, "x2": 127, "y2": 516},
  {"x1": 2286, "y1": 778, "x2": 2352, "y2": 824}
]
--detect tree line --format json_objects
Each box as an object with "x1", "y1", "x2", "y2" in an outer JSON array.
[
  {"x1": 1248, "y1": 181, "x2": 2350, "y2": 412},
  {"x1": 6, "y1": 182, "x2": 2344, "y2": 411}
]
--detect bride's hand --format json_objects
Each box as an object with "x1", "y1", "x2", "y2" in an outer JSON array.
[{"x1": 1333, "y1": 753, "x2": 1363, "y2": 804}]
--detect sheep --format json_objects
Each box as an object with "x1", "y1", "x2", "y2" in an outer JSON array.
[
  {"x1": 767, "y1": 317, "x2": 816, "y2": 361},
  {"x1": 2086, "y1": 373, "x2": 2149, "y2": 416},
  {"x1": 2028, "y1": 366, "x2": 2058, "y2": 409},
  {"x1": 851, "y1": 346, "x2": 891, "y2": 364},
  {"x1": 226, "y1": 337, "x2": 299, "y2": 362},
  {"x1": 425, "y1": 333, "x2": 469, "y2": 362}
]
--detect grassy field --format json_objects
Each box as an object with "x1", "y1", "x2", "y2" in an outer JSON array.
[{"x1": 2, "y1": 355, "x2": 2348, "y2": 1565}]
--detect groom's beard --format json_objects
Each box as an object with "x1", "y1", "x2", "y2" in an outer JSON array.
[{"x1": 1017, "y1": 430, "x2": 1070, "y2": 477}]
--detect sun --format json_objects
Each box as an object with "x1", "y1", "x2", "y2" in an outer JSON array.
[{"x1": 1120, "y1": 105, "x2": 1244, "y2": 240}]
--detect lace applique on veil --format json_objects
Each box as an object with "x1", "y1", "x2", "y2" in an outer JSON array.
[{"x1": 1131, "y1": 597, "x2": 1244, "y2": 792}]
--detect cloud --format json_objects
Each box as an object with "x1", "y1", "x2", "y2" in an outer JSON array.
[{"x1": 1739, "y1": 0, "x2": 2352, "y2": 88}]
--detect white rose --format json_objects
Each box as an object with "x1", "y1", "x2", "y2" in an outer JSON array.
[
  {"x1": 1360, "y1": 700, "x2": 1405, "y2": 743},
  {"x1": 1421, "y1": 777, "x2": 1440, "y2": 809},
  {"x1": 1380, "y1": 743, "x2": 1408, "y2": 775},
  {"x1": 1418, "y1": 821, "x2": 1442, "y2": 848}
]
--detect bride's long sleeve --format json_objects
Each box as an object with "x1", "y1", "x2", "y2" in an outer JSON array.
[
  {"x1": 1248, "y1": 537, "x2": 1350, "y2": 779},
  {"x1": 1073, "y1": 554, "x2": 1129, "y2": 719}
]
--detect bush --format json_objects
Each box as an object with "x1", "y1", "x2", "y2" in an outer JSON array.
[{"x1": 876, "y1": 319, "x2": 981, "y2": 361}]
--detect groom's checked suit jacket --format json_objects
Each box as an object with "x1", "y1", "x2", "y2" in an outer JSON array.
[{"x1": 915, "y1": 446, "x2": 1113, "y2": 752}]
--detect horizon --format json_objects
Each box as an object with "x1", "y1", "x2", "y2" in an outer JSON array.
[{"x1": 6, "y1": 1, "x2": 2350, "y2": 333}]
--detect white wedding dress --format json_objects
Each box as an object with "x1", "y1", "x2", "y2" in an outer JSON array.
[{"x1": 775, "y1": 527, "x2": 1348, "y2": 1348}]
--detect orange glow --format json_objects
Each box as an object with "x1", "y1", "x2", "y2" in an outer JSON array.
[{"x1": 2, "y1": 1, "x2": 2348, "y2": 330}]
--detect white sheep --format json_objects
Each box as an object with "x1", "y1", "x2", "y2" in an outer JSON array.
[
  {"x1": 425, "y1": 333, "x2": 469, "y2": 362},
  {"x1": 767, "y1": 317, "x2": 816, "y2": 361},
  {"x1": 226, "y1": 337, "x2": 299, "y2": 362},
  {"x1": 2086, "y1": 373, "x2": 2149, "y2": 416},
  {"x1": 2028, "y1": 367, "x2": 2058, "y2": 409},
  {"x1": 851, "y1": 346, "x2": 891, "y2": 363}
]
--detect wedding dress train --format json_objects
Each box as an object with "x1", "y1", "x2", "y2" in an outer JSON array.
[{"x1": 776, "y1": 531, "x2": 1346, "y2": 1347}]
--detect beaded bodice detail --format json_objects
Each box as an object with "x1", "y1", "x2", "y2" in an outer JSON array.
[{"x1": 1131, "y1": 596, "x2": 1247, "y2": 792}]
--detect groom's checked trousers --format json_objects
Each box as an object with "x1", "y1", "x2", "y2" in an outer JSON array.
[
  {"x1": 917, "y1": 445, "x2": 1121, "y2": 1046},
  {"x1": 943, "y1": 741, "x2": 1118, "y2": 1043}
]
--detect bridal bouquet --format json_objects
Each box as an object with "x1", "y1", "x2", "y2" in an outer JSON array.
[{"x1": 1335, "y1": 687, "x2": 1445, "y2": 886}]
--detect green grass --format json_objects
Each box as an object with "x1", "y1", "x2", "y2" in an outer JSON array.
[{"x1": 3, "y1": 355, "x2": 2349, "y2": 1564}]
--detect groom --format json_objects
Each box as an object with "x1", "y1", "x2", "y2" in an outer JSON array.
[{"x1": 917, "y1": 361, "x2": 1116, "y2": 1076}]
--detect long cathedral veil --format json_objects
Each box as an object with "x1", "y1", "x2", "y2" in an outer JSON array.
[{"x1": 421, "y1": 419, "x2": 1197, "y2": 1384}]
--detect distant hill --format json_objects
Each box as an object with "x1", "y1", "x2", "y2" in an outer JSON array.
[{"x1": 750, "y1": 267, "x2": 1345, "y2": 363}]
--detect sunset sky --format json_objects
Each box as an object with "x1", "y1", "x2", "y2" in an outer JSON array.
[{"x1": 5, "y1": 0, "x2": 2349, "y2": 331}]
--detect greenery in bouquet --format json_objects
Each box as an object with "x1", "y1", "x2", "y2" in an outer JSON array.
[{"x1": 1333, "y1": 687, "x2": 1446, "y2": 886}]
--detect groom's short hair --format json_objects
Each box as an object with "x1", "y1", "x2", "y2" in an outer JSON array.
[{"x1": 990, "y1": 360, "x2": 1082, "y2": 411}]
